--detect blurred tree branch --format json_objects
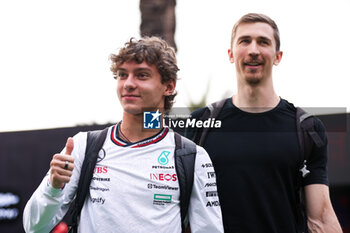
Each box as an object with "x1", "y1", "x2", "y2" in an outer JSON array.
[{"x1": 140, "y1": 0, "x2": 177, "y2": 51}]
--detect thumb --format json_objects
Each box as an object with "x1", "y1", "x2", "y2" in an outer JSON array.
[{"x1": 65, "y1": 137, "x2": 74, "y2": 155}]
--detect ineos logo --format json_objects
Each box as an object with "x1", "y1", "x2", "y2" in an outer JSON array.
[
  {"x1": 150, "y1": 173, "x2": 177, "y2": 182},
  {"x1": 97, "y1": 148, "x2": 106, "y2": 163}
]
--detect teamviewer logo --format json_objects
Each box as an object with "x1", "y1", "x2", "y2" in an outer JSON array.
[{"x1": 143, "y1": 110, "x2": 162, "y2": 129}]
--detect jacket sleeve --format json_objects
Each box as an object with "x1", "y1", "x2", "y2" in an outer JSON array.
[
  {"x1": 23, "y1": 132, "x2": 87, "y2": 233},
  {"x1": 188, "y1": 146, "x2": 224, "y2": 233}
]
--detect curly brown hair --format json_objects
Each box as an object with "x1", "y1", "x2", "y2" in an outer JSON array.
[{"x1": 110, "y1": 37, "x2": 179, "y2": 112}]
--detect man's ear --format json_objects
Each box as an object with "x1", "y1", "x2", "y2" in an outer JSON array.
[
  {"x1": 273, "y1": 51, "x2": 283, "y2": 66},
  {"x1": 228, "y1": 49, "x2": 235, "y2": 63},
  {"x1": 164, "y1": 79, "x2": 176, "y2": 96}
]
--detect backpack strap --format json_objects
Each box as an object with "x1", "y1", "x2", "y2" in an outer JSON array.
[
  {"x1": 295, "y1": 107, "x2": 326, "y2": 233},
  {"x1": 194, "y1": 99, "x2": 226, "y2": 146},
  {"x1": 174, "y1": 132, "x2": 197, "y2": 233},
  {"x1": 296, "y1": 107, "x2": 325, "y2": 176},
  {"x1": 69, "y1": 127, "x2": 109, "y2": 233}
]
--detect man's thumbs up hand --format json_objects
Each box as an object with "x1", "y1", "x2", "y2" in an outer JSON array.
[
  {"x1": 65, "y1": 137, "x2": 74, "y2": 155},
  {"x1": 49, "y1": 137, "x2": 75, "y2": 189}
]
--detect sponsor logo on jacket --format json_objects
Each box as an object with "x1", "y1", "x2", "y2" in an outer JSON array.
[
  {"x1": 207, "y1": 172, "x2": 216, "y2": 179},
  {"x1": 206, "y1": 191, "x2": 218, "y2": 197},
  {"x1": 206, "y1": 201, "x2": 220, "y2": 207},
  {"x1": 147, "y1": 183, "x2": 179, "y2": 191},
  {"x1": 153, "y1": 194, "x2": 172, "y2": 206},
  {"x1": 94, "y1": 166, "x2": 108, "y2": 174},
  {"x1": 150, "y1": 173, "x2": 177, "y2": 182},
  {"x1": 204, "y1": 182, "x2": 217, "y2": 187},
  {"x1": 90, "y1": 197, "x2": 106, "y2": 204}
]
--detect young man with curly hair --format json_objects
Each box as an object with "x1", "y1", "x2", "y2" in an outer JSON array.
[{"x1": 23, "y1": 37, "x2": 223, "y2": 233}]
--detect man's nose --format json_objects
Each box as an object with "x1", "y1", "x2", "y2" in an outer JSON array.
[
  {"x1": 248, "y1": 41, "x2": 260, "y2": 56},
  {"x1": 123, "y1": 75, "x2": 137, "y2": 90}
]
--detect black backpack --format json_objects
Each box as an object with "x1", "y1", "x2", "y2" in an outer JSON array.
[
  {"x1": 190, "y1": 98, "x2": 326, "y2": 233},
  {"x1": 53, "y1": 127, "x2": 196, "y2": 233}
]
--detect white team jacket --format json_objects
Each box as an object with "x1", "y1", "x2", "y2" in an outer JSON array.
[{"x1": 23, "y1": 126, "x2": 224, "y2": 233}]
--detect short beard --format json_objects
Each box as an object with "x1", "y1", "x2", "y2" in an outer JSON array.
[{"x1": 245, "y1": 76, "x2": 261, "y2": 86}]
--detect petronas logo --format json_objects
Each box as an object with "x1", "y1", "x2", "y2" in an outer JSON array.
[{"x1": 158, "y1": 151, "x2": 170, "y2": 165}]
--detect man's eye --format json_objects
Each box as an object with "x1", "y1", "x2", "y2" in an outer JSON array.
[
  {"x1": 260, "y1": 40, "x2": 269, "y2": 45},
  {"x1": 118, "y1": 73, "x2": 128, "y2": 79},
  {"x1": 239, "y1": 39, "x2": 250, "y2": 44},
  {"x1": 137, "y1": 73, "x2": 150, "y2": 79}
]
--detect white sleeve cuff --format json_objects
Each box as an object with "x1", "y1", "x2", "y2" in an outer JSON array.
[{"x1": 44, "y1": 179, "x2": 64, "y2": 197}]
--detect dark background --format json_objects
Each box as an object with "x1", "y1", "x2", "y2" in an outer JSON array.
[{"x1": 1, "y1": 113, "x2": 349, "y2": 233}]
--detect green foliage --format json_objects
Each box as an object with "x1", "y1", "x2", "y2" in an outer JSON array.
[{"x1": 187, "y1": 81, "x2": 210, "y2": 112}]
